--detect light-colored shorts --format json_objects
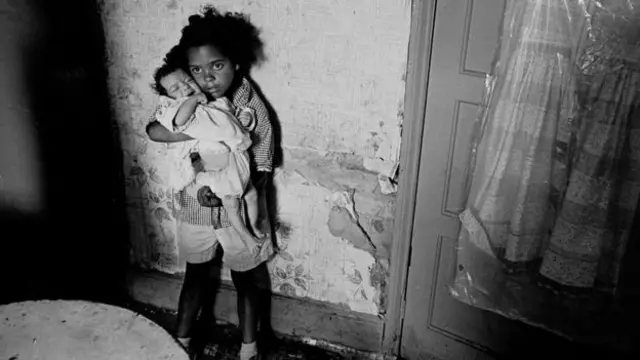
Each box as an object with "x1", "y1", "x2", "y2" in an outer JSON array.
[
  {"x1": 215, "y1": 226, "x2": 274, "y2": 272},
  {"x1": 175, "y1": 220, "x2": 220, "y2": 264}
]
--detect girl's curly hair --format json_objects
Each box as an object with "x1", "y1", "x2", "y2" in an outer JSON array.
[{"x1": 177, "y1": 5, "x2": 265, "y2": 74}]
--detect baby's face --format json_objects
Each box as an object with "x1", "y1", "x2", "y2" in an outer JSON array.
[{"x1": 160, "y1": 69, "x2": 201, "y2": 99}]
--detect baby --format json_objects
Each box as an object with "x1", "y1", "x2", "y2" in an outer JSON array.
[{"x1": 152, "y1": 62, "x2": 264, "y2": 255}]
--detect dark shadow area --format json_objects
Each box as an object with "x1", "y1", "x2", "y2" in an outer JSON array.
[
  {"x1": 1, "y1": 0, "x2": 129, "y2": 306},
  {"x1": 616, "y1": 202, "x2": 640, "y2": 357}
]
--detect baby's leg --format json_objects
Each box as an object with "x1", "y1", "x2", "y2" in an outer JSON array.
[
  {"x1": 221, "y1": 195, "x2": 260, "y2": 256},
  {"x1": 244, "y1": 182, "x2": 265, "y2": 239}
]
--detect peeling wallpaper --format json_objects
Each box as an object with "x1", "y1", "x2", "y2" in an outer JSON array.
[{"x1": 100, "y1": 0, "x2": 410, "y2": 315}]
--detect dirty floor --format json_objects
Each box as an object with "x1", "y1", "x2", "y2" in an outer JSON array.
[{"x1": 128, "y1": 303, "x2": 355, "y2": 360}]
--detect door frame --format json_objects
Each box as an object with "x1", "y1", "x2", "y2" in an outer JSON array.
[{"x1": 382, "y1": 0, "x2": 438, "y2": 357}]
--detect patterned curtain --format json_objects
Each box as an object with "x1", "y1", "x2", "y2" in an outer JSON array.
[{"x1": 539, "y1": 0, "x2": 640, "y2": 292}]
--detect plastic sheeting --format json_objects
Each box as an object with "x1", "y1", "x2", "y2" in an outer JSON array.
[{"x1": 451, "y1": 0, "x2": 640, "y2": 341}]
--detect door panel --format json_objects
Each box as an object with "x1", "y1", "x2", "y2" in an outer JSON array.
[
  {"x1": 442, "y1": 100, "x2": 480, "y2": 215},
  {"x1": 400, "y1": 0, "x2": 520, "y2": 358},
  {"x1": 461, "y1": 0, "x2": 505, "y2": 76}
]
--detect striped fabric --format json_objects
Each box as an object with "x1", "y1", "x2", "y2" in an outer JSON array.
[
  {"x1": 231, "y1": 77, "x2": 274, "y2": 173},
  {"x1": 172, "y1": 188, "x2": 232, "y2": 228}
]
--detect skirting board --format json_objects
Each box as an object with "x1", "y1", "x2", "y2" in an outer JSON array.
[{"x1": 127, "y1": 268, "x2": 385, "y2": 353}]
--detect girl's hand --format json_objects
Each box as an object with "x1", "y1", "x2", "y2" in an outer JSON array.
[{"x1": 196, "y1": 186, "x2": 222, "y2": 207}]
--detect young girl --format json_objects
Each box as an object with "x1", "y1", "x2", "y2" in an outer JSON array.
[
  {"x1": 152, "y1": 61, "x2": 266, "y2": 258},
  {"x1": 147, "y1": 7, "x2": 275, "y2": 360}
]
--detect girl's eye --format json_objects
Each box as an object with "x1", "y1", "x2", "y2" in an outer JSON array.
[
  {"x1": 213, "y1": 63, "x2": 224, "y2": 70},
  {"x1": 191, "y1": 68, "x2": 201, "y2": 74}
]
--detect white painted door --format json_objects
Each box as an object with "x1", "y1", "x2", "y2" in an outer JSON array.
[{"x1": 399, "y1": 1, "x2": 568, "y2": 359}]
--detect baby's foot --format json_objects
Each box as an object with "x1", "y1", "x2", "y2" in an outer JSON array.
[{"x1": 252, "y1": 228, "x2": 267, "y2": 240}]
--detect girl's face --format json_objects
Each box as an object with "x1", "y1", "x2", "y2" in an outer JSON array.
[{"x1": 186, "y1": 44, "x2": 236, "y2": 99}]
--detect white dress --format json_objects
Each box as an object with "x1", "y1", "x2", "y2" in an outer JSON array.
[{"x1": 156, "y1": 96, "x2": 255, "y2": 197}]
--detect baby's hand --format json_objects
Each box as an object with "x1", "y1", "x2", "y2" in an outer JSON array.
[
  {"x1": 237, "y1": 108, "x2": 256, "y2": 129},
  {"x1": 192, "y1": 93, "x2": 207, "y2": 104}
]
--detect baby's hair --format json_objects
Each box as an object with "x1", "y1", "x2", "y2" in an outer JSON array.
[
  {"x1": 151, "y1": 45, "x2": 184, "y2": 96},
  {"x1": 178, "y1": 5, "x2": 265, "y2": 74}
]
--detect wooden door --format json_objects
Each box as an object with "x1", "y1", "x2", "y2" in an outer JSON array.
[{"x1": 398, "y1": 0, "x2": 556, "y2": 359}]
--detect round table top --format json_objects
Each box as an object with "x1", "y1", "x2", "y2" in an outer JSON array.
[{"x1": 0, "y1": 300, "x2": 188, "y2": 360}]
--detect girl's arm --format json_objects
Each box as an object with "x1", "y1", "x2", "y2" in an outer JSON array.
[
  {"x1": 174, "y1": 93, "x2": 207, "y2": 127},
  {"x1": 146, "y1": 121, "x2": 193, "y2": 143}
]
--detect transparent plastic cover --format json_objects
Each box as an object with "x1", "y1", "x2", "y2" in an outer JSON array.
[{"x1": 450, "y1": 0, "x2": 640, "y2": 341}]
